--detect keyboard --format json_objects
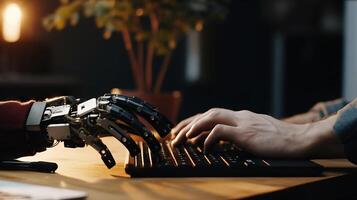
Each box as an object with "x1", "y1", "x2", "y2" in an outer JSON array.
[{"x1": 125, "y1": 141, "x2": 323, "y2": 177}]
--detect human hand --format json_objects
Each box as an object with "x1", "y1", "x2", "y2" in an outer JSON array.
[
  {"x1": 310, "y1": 99, "x2": 347, "y2": 116},
  {"x1": 284, "y1": 99, "x2": 347, "y2": 124},
  {"x1": 171, "y1": 108, "x2": 344, "y2": 158}
]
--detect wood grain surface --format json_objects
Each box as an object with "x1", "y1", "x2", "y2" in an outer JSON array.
[{"x1": 0, "y1": 137, "x2": 352, "y2": 200}]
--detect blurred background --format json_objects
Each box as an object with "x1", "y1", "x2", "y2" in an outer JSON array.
[{"x1": 0, "y1": 0, "x2": 344, "y2": 120}]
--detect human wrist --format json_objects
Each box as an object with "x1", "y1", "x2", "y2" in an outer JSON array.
[
  {"x1": 283, "y1": 111, "x2": 320, "y2": 124},
  {"x1": 305, "y1": 111, "x2": 322, "y2": 122},
  {"x1": 304, "y1": 115, "x2": 345, "y2": 158}
]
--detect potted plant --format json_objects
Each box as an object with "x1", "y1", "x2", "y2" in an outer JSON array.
[{"x1": 43, "y1": 0, "x2": 229, "y2": 122}]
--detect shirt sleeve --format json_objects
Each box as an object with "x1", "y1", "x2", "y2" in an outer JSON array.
[
  {"x1": 333, "y1": 98, "x2": 357, "y2": 164},
  {"x1": 324, "y1": 99, "x2": 349, "y2": 116},
  {"x1": 0, "y1": 100, "x2": 50, "y2": 159},
  {"x1": 0, "y1": 101, "x2": 34, "y2": 131}
]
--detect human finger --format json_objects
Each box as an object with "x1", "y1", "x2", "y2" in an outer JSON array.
[
  {"x1": 186, "y1": 110, "x2": 237, "y2": 139},
  {"x1": 188, "y1": 131, "x2": 209, "y2": 145},
  {"x1": 171, "y1": 114, "x2": 201, "y2": 136},
  {"x1": 203, "y1": 124, "x2": 238, "y2": 152}
]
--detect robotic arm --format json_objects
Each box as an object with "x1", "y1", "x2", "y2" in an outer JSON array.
[{"x1": 25, "y1": 94, "x2": 172, "y2": 169}]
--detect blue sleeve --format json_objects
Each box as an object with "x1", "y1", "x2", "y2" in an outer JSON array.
[
  {"x1": 325, "y1": 100, "x2": 349, "y2": 116},
  {"x1": 333, "y1": 107, "x2": 357, "y2": 164}
]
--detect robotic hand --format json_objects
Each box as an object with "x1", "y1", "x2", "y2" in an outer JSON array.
[{"x1": 25, "y1": 94, "x2": 172, "y2": 169}]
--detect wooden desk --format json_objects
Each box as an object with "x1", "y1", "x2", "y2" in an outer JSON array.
[{"x1": 0, "y1": 137, "x2": 354, "y2": 200}]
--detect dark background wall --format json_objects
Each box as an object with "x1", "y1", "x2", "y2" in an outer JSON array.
[{"x1": 0, "y1": 0, "x2": 343, "y2": 120}]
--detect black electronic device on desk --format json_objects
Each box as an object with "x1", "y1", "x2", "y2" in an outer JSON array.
[
  {"x1": 125, "y1": 141, "x2": 323, "y2": 177},
  {"x1": 0, "y1": 160, "x2": 58, "y2": 173}
]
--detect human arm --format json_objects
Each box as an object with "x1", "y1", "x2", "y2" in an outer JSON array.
[
  {"x1": 333, "y1": 98, "x2": 357, "y2": 164},
  {"x1": 171, "y1": 108, "x2": 345, "y2": 159},
  {"x1": 283, "y1": 98, "x2": 348, "y2": 124},
  {"x1": 0, "y1": 101, "x2": 51, "y2": 159}
]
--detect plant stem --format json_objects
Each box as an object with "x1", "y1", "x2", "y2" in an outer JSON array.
[
  {"x1": 134, "y1": 16, "x2": 145, "y2": 89},
  {"x1": 138, "y1": 40, "x2": 144, "y2": 81},
  {"x1": 145, "y1": 43, "x2": 154, "y2": 92},
  {"x1": 154, "y1": 51, "x2": 172, "y2": 93},
  {"x1": 122, "y1": 27, "x2": 145, "y2": 91},
  {"x1": 146, "y1": 12, "x2": 160, "y2": 92}
]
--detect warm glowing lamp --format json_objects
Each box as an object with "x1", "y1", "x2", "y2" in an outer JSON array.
[{"x1": 2, "y1": 3, "x2": 22, "y2": 43}]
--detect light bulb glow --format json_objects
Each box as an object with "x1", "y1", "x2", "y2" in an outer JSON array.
[{"x1": 3, "y1": 3, "x2": 22, "y2": 43}]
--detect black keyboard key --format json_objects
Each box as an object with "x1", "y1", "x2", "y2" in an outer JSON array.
[
  {"x1": 155, "y1": 143, "x2": 177, "y2": 168},
  {"x1": 261, "y1": 160, "x2": 271, "y2": 166},
  {"x1": 237, "y1": 150, "x2": 256, "y2": 158},
  {"x1": 134, "y1": 154, "x2": 141, "y2": 168},
  {"x1": 143, "y1": 143, "x2": 163, "y2": 168},
  {"x1": 135, "y1": 142, "x2": 143, "y2": 168},
  {"x1": 244, "y1": 159, "x2": 255, "y2": 167},
  {"x1": 142, "y1": 142, "x2": 151, "y2": 167},
  {"x1": 247, "y1": 159, "x2": 270, "y2": 167},
  {"x1": 222, "y1": 152, "x2": 245, "y2": 167},
  {"x1": 184, "y1": 144, "x2": 209, "y2": 167},
  {"x1": 171, "y1": 145, "x2": 193, "y2": 167},
  {"x1": 204, "y1": 153, "x2": 225, "y2": 167},
  {"x1": 164, "y1": 142, "x2": 178, "y2": 166}
]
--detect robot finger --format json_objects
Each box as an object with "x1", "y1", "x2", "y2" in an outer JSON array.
[
  {"x1": 74, "y1": 128, "x2": 116, "y2": 169},
  {"x1": 96, "y1": 118, "x2": 140, "y2": 156},
  {"x1": 109, "y1": 94, "x2": 173, "y2": 138},
  {"x1": 106, "y1": 104, "x2": 161, "y2": 153}
]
